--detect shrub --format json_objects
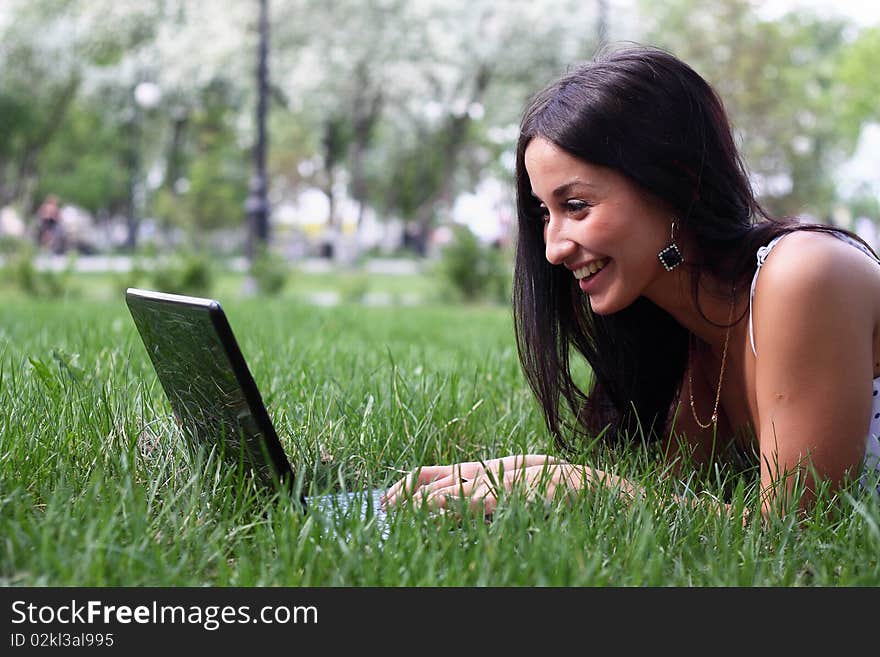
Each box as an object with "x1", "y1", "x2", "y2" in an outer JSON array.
[
  {"x1": 0, "y1": 235, "x2": 29, "y2": 256},
  {"x1": 114, "y1": 257, "x2": 151, "y2": 297},
  {"x1": 338, "y1": 276, "x2": 369, "y2": 304},
  {"x1": 1, "y1": 243, "x2": 77, "y2": 298},
  {"x1": 249, "y1": 247, "x2": 289, "y2": 296},
  {"x1": 436, "y1": 224, "x2": 511, "y2": 303},
  {"x1": 151, "y1": 250, "x2": 214, "y2": 297}
]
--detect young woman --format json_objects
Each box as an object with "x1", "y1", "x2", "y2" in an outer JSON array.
[{"x1": 383, "y1": 45, "x2": 880, "y2": 518}]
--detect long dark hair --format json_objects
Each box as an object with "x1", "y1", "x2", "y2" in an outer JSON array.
[{"x1": 513, "y1": 45, "x2": 870, "y2": 451}]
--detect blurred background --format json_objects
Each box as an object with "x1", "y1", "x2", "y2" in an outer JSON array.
[{"x1": 1, "y1": 0, "x2": 878, "y2": 303}]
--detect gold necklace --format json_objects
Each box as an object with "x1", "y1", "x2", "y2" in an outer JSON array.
[{"x1": 687, "y1": 291, "x2": 736, "y2": 430}]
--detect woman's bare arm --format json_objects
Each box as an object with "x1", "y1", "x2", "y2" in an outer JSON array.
[{"x1": 751, "y1": 233, "x2": 875, "y2": 515}]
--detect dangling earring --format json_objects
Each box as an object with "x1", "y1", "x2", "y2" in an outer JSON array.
[{"x1": 657, "y1": 220, "x2": 684, "y2": 271}]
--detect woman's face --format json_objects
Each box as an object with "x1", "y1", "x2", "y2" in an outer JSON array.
[{"x1": 524, "y1": 136, "x2": 674, "y2": 315}]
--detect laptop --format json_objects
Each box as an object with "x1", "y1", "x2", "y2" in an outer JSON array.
[{"x1": 124, "y1": 287, "x2": 388, "y2": 528}]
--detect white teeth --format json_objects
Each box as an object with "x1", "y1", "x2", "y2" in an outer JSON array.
[{"x1": 574, "y1": 259, "x2": 608, "y2": 280}]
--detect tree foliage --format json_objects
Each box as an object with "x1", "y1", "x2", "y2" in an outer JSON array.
[
  {"x1": 1, "y1": 0, "x2": 878, "y2": 252},
  {"x1": 637, "y1": 0, "x2": 872, "y2": 218}
]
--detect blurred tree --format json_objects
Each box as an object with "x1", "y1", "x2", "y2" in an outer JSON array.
[
  {"x1": 34, "y1": 97, "x2": 131, "y2": 218},
  {"x1": 0, "y1": 1, "x2": 83, "y2": 210},
  {"x1": 105, "y1": 0, "x2": 252, "y2": 247},
  {"x1": 11, "y1": 0, "x2": 876, "y2": 258},
  {"x1": 325, "y1": 0, "x2": 602, "y2": 254},
  {"x1": 0, "y1": 63, "x2": 80, "y2": 210},
  {"x1": 0, "y1": 0, "x2": 257, "y2": 247},
  {"x1": 0, "y1": 0, "x2": 159, "y2": 216},
  {"x1": 272, "y1": 0, "x2": 417, "y2": 250},
  {"x1": 177, "y1": 81, "x2": 249, "y2": 233},
  {"x1": 833, "y1": 26, "x2": 880, "y2": 141},
  {"x1": 152, "y1": 80, "x2": 248, "y2": 235},
  {"x1": 636, "y1": 0, "x2": 870, "y2": 219},
  {"x1": 849, "y1": 192, "x2": 880, "y2": 221}
]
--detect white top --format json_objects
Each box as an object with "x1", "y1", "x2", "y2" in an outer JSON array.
[{"x1": 748, "y1": 232, "x2": 880, "y2": 493}]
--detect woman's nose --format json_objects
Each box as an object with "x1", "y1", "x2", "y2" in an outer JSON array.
[{"x1": 544, "y1": 219, "x2": 576, "y2": 265}]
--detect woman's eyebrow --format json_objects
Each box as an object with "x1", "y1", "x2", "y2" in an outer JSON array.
[
  {"x1": 551, "y1": 181, "x2": 597, "y2": 198},
  {"x1": 531, "y1": 181, "x2": 597, "y2": 202}
]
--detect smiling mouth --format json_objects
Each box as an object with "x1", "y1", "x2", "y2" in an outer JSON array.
[{"x1": 573, "y1": 258, "x2": 609, "y2": 281}]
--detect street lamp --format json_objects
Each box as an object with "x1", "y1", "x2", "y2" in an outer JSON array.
[
  {"x1": 134, "y1": 81, "x2": 162, "y2": 112},
  {"x1": 125, "y1": 80, "x2": 162, "y2": 251},
  {"x1": 245, "y1": 0, "x2": 270, "y2": 261}
]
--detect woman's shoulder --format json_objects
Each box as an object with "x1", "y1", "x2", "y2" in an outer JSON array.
[
  {"x1": 761, "y1": 229, "x2": 876, "y2": 278},
  {"x1": 754, "y1": 228, "x2": 880, "y2": 316}
]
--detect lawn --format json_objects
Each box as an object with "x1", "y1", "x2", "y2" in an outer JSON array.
[{"x1": 1, "y1": 291, "x2": 879, "y2": 585}]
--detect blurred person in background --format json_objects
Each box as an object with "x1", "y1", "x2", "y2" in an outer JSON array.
[{"x1": 36, "y1": 194, "x2": 66, "y2": 254}]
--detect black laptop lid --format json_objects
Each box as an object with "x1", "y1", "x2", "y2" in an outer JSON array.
[{"x1": 125, "y1": 288, "x2": 296, "y2": 493}]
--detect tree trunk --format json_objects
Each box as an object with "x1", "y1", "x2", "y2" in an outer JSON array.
[
  {"x1": 164, "y1": 111, "x2": 189, "y2": 198},
  {"x1": 410, "y1": 63, "x2": 492, "y2": 255},
  {"x1": 350, "y1": 67, "x2": 384, "y2": 230}
]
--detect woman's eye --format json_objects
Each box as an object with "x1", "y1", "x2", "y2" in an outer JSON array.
[
  {"x1": 535, "y1": 200, "x2": 591, "y2": 223},
  {"x1": 566, "y1": 200, "x2": 591, "y2": 213}
]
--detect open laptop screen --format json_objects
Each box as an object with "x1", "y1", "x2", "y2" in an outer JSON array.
[{"x1": 125, "y1": 288, "x2": 295, "y2": 492}]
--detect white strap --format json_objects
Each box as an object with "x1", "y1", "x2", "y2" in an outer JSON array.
[
  {"x1": 836, "y1": 233, "x2": 880, "y2": 262},
  {"x1": 748, "y1": 235, "x2": 787, "y2": 357}
]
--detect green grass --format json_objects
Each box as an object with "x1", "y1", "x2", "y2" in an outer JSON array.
[{"x1": 1, "y1": 293, "x2": 879, "y2": 586}]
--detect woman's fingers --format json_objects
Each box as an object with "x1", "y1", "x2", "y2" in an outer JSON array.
[
  {"x1": 382, "y1": 457, "x2": 560, "y2": 509},
  {"x1": 382, "y1": 463, "x2": 482, "y2": 506},
  {"x1": 425, "y1": 479, "x2": 498, "y2": 515},
  {"x1": 423, "y1": 468, "x2": 531, "y2": 515},
  {"x1": 422, "y1": 465, "x2": 577, "y2": 514},
  {"x1": 382, "y1": 465, "x2": 451, "y2": 507},
  {"x1": 497, "y1": 454, "x2": 560, "y2": 471}
]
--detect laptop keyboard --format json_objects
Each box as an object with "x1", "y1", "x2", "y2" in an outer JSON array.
[{"x1": 305, "y1": 487, "x2": 389, "y2": 538}]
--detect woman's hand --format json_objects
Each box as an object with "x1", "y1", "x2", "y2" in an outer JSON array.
[{"x1": 382, "y1": 454, "x2": 592, "y2": 515}]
